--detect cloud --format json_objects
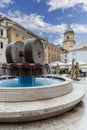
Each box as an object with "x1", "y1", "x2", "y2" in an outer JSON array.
[
  {"x1": 33, "y1": 0, "x2": 41, "y2": 3},
  {"x1": 72, "y1": 24, "x2": 87, "y2": 33},
  {"x1": 2, "y1": 10, "x2": 87, "y2": 35},
  {"x1": 4, "y1": 10, "x2": 66, "y2": 34},
  {"x1": 53, "y1": 35, "x2": 64, "y2": 45},
  {"x1": 0, "y1": 0, "x2": 14, "y2": 8},
  {"x1": 1, "y1": 10, "x2": 87, "y2": 45},
  {"x1": 67, "y1": 14, "x2": 73, "y2": 17},
  {"x1": 46, "y1": 0, "x2": 87, "y2": 12},
  {"x1": 36, "y1": 0, "x2": 41, "y2": 2},
  {"x1": 57, "y1": 16, "x2": 63, "y2": 21}
]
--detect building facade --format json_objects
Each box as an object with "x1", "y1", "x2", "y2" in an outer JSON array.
[
  {"x1": 48, "y1": 43, "x2": 61, "y2": 63},
  {"x1": 68, "y1": 43, "x2": 87, "y2": 63},
  {"x1": 0, "y1": 16, "x2": 61, "y2": 64},
  {"x1": 0, "y1": 21, "x2": 8, "y2": 62},
  {"x1": 0, "y1": 17, "x2": 44, "y2": 43},
  {"x1": 61, "y1": 48, "x2": 68, "y2": 63},
  {"x1": 41, "y1": 38, "x2": 62, "y2": 63},
  {"x1": 0, "y1": 17, "x2": 47, "y2": 62}
]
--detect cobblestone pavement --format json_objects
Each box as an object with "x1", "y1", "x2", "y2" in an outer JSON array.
[{"x1": 0, "y1": 77, "x2": 87, "y2": 130}]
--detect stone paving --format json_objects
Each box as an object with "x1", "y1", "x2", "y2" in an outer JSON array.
[{"x1": 0, "y1": 77, "x2": 87, "y2": 130}]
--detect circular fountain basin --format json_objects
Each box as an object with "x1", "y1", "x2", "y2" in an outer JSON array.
[
  {"x1": 0, "y1": 75, "x2": 85, "y2": 122},
  {"x1": 0, "y1": 77, "x2": 64, "y2": 87},
  {"x1": 0, "y1": 76, "x2": 73, "y2": 102}
]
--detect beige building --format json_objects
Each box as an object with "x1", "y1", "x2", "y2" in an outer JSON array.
[
  {"x1": 47, "y1": 43, "x2": 61, "y2": 63},
  {"x1": 0, "y1": 17, "x2": 44, "y2": 43},
  {"x1": 63, "y1": 25, "x2": 76, "y2": 51},
  {"x1": 0, "y1": 20, "x2": 8, "y2": 62},
  {"x1": 0, "y1": 16, "x2": 61, "y2": 64},
  {"x1": 43, "y1": 42, "x2": 61, "y2": 63},
  {"x1": 42, "y1": 39, "x2": 61, "y2": 63},
  {"x1": 0, "y1": 17, "x2": 47, "y2": 62}
]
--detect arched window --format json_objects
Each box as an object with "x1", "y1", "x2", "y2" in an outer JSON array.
[{"x1": 67, "y1": 36, "x2": 69, "y2": 39}]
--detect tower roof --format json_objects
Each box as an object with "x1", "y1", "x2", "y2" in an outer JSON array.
[{"x1": 64, "y1": 25, "x2": 74, "y2": 35}]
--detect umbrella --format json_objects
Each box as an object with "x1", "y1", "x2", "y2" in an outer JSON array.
[
  {"x1": 50, "y1": 61, "x2": 65, "y2": 67},
  {"x1": 67, "y1": 61, "x2": 86, "y2": 66}
]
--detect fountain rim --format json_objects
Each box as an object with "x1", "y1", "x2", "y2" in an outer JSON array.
[
  {"x1": 0, "y1": 75, "x2": 71, "y2": 89},
  {"x1": 0, "y1": 75, "x2": 73, "y2": 102}
]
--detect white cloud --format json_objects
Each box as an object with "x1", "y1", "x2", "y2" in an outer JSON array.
[
  {"x1": 37, "y1": 0, "x2": 41, "y2": 2},
  {"x1": 53, "y1": 24, "x2": 87, "y2": 44},
  {"x1": 2, "y1": 10, "x2": 87, "y2": 35},
  {"x1": 1, "y1": 10, "x2": 87, "y2": 44},
  {"x1": 53, "y1": 35, "x2": 64, "y2": 45},
  {"x1": 57, "y1": 17, "x2": 63, "y2": 21},
  {"x1": 46, "y1": 0, "x2": 87, "y2": 12},
  {"x1": 5, "y1": 10, "x2": 66, "y2": 34},
  {"x1": 0, "y1": 0, "x2": 13, "y2": 8},
  {"x1": 67, "y1": 14, "x2": 73, "y2": 17},
  {"x1": 72, "y1": 24, "x2": 87, "y2": 33},
  {"x1": 33, "y1": 0, "x2": 41, "y2": 3}
]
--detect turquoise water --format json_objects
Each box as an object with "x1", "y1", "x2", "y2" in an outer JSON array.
[{"x1": 0, "y1": 77, "x2": 64, "y2": 87}]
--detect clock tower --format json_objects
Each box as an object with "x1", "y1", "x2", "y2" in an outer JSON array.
[{"x1": 63, "y1": 25, "x2": 76, "y2": 51}]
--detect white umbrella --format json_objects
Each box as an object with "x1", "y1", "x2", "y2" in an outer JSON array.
[
  {"x1": 67, "y1": 61, "x2": 86, "y2": 66},
  {"x1": 50, "y1": 61, "x2": 65, "y2": 67},
  {"x1": 66, "y1": 62, "x2": 72, "y2": 65}
]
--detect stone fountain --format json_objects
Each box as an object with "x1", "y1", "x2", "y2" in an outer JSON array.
[
  {"x1": 2, "y1": 38, "x2": 50, "y2": 86},
  {"x1": 0, "y1": 38, "x2": 85, "y2": 122}
]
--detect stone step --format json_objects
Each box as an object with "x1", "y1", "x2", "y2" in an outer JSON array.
[{"x1": 0, "y1": 84, "x2": 85, "y2": 122}]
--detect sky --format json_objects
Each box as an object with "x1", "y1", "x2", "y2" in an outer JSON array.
[{"x1": 0, "y1": 0, "x2": 87, "y2": 46}]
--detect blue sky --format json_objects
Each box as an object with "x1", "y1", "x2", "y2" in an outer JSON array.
[{"x1": 0, "y1": 0, "x2": 87, "y2": 46}]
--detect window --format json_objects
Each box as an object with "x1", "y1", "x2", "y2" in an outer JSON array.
[
  {"x1": 0, "y1": 42, "x2": 3, "y2": 49},
  {"x1": 48, "y1": 53, "x2": 50, "y2": 57},
  {"x1": 48, "y1": 47, "x2": 50, "y2": 50},
  {"x1": 22, "y1": 36, "x2": 24, "y2": 40},
  {"x1": 1, "y1": 30, "x2": 3, "y2": 35},
  {"x1": 16, "y1": 33, "x2": 18, "y2": 37},
  {"x1": 45, "y1": 46, "x2": 46, "y2": 49},
  {"x1": 13, "y1": 28, "x2": 16, "y2": 31},
  {"x1": 65, "y1": 54, "x2": 67, "y2": 58},
  {"x1": 0, "y1": 29, "x2": 3, "y2": 36},
  {"x1": 65, "y1": 59, "x2": 67, "y2": 63},
  {"x1": 67, "y1": 36, "x2": 69, "y2": 39}
]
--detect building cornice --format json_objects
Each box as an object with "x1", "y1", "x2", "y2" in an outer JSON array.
[{"x1": 0, "y1": 16, "x2": 45, "y2": 41}]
